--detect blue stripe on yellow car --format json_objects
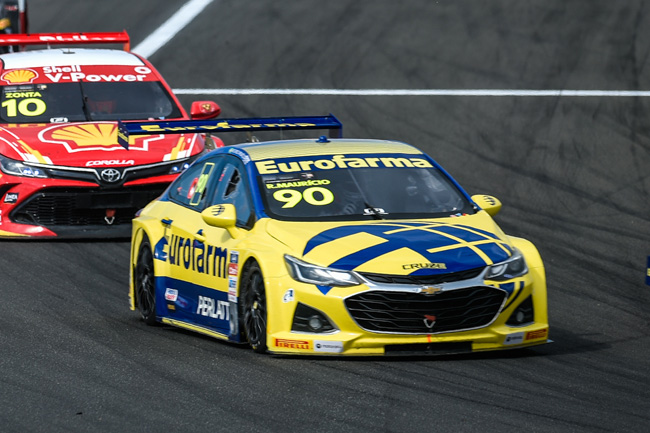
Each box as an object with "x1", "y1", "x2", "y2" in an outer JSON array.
[{"x1": 303, "y1": 222, "x2": 511, "y2": 274}]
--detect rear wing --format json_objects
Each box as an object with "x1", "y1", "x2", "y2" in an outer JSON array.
[
  {"x1": 117, "y1": 114, "x2": 343, "y2": 149},
  {"x1": 0, "y1": 31, "x2": 130, "y2": 51}
]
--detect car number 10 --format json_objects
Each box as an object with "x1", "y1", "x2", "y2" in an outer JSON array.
[{"x1": 2, "y1": 98, "x2": 48, "y2": 117}]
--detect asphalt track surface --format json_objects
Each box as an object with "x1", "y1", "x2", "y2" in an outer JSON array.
[{"x1": 1, "y1": 1, "x2": 650, "y2": 432}]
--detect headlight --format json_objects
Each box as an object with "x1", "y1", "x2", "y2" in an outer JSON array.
[
  {"x1": 168, "y1": 152, "x2": 204, "y2": 175},
  {"x1": 285, "y1": 255, "x2": 361, "y2": 287},
  {"x1": 485, "y1": 249, "x2": 528, "y2": 280},
  {"x1": 168, "y1": 161, "x2": 191, "y2": 175},
  {"x1": 0, "y1": 155, "x2": 48, "y2": 178}
]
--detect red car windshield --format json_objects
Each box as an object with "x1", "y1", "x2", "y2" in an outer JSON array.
[{"x1": 0, "y1": 81, "x2": 183, "y2": 123}]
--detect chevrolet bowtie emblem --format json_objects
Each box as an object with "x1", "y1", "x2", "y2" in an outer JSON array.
[{"x1": 421, "y1": 286, "x2": 442, "y2": 295}]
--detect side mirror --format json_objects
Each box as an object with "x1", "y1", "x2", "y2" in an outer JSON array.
[
  {"x1": 471, "y1": 194, "x2": 502, "y2": 216},
  {"x1": 201, "y1": 204, "x2": 240, "y2": 238},
  {"x1": 190, "y1": 101, "x2": 221, "y2": 120}
]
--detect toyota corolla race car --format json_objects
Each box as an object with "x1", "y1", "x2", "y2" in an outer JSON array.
[
  {"x1": 0, "y1": 31, "x2": 220, "y2": 238},
  {"x1": 125, "y1": 115, "x2": 550, "y2": 356}
]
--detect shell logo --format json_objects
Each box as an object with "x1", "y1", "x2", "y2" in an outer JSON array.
[
  {"x1": 1, "y1": 69, "x2": 38, "y2": 84},
  {"x1": 50, "y1": 124, "x2": 117, "y2": 147},
  {"x1": 39, "y1": 122, "x2": 161, "y2": 153}
]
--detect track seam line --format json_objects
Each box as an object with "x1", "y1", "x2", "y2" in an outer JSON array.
[{"x1": 172, "y1": 88, "x2": 650, "y2": 97}]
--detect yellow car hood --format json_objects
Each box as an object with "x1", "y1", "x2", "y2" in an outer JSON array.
[{"x1": 265, "y1": 213, "x2": 513, "y2": 276}]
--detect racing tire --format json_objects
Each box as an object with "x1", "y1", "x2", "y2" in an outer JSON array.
[
  {"x1": 134, "y1": 234, "x2": 157, "y2": 325},
  {"x1": 241, "y1": 262, "x2": 267, "y2": 353}
]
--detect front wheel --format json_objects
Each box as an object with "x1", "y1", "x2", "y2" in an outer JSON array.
[
  {"x1": 241, "y1": 262, "x2": 267, "y2": 353},
  {"x1": 134, "y1": 234, "x2": 157, "y2": 325}
]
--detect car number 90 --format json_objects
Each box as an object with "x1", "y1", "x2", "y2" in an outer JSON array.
[{"x1": 273, "y1": 187, "x2": 334, "y2": 208}]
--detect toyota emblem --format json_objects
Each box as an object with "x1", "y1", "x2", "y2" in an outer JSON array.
[{"x1": 100, "y1": 168, "x2": 121, "y2": 183}]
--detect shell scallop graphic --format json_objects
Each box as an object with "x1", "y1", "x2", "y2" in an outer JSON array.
[
  {"x1": 1, "y1": 69, "x2": 38, "y2": 84},
  {"x1": 50, "y1": 124, "x2": 117, "y2": 147}
]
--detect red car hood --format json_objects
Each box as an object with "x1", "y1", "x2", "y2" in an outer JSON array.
[{"x1": 0, "y1": 121, "x2": 202, "y2": 167}]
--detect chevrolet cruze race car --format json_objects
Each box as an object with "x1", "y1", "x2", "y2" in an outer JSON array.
[
  {"x1": 125, "y1": 115, "x2": 550, "y2": 356},
  {"x1": 0, "y1": 31, "x2": 220, "y2": 238}
]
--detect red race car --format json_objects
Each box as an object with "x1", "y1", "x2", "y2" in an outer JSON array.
[{"x1": 0, "y1": 31, "x2": 221, "y2": 238}]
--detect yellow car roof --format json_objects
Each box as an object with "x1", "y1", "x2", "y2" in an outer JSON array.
[{"x1": 235, "y1": 139, "x2": 424, "y2": 161}]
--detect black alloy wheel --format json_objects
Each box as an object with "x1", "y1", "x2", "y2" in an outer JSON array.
[
  {"x1": 241, "y1": 262, "x2": 267, "y2": 353},
  {"x1": 135, "y1": 235, "x2": 157, "y2": 325}
]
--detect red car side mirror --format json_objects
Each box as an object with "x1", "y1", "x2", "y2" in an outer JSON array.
[{"x1": 190, "y1": 101, "x2": 221, "y2": 119}]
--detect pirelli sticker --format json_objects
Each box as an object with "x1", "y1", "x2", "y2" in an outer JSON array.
[
  {"x1": 525, "y1": 328, "x2": 548, "y2": 341},
  {"x1": 274, "y1": 338, "x2": 311, "y2": 350}
]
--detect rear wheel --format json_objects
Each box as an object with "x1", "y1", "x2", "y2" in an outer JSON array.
[
  {"x1": 241, "y1": 262, "x2": 267, "y2": 353},
  {"x1": 134, "y1": 234, "x2": 157, "y2": 325}
]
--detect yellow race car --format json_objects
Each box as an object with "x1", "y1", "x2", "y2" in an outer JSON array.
[{"x1": 126, "y1": 115, "x2": 550, "y2": 356}]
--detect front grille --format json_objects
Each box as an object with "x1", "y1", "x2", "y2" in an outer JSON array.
[
  {"x1": 10, "y1": 185, "x2": 165, "y2": 227},
  {"x1": 345, "y1": 286, "x2": 506, "y2": 334},
  {"x1": 359, "y1": 267, "x2": 484, "y2": 285},
  {"x1": 384, "y1": 342, "x2": 473, "y2": 356}
]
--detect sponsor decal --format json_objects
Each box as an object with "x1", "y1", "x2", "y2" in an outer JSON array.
[
  {"x1": 86, "y1": 160, "x2": 135, "y2": 167},
  {"x1": 403, "y1": 262, "x2": 447, "y2": 270},
  {"x1": 1, "y1": 69, "x2": 38, "y2": 84},
  {"x1": 228, "y1": 262, "x2": 238, "y2": 276},
  {"x1": 189, "y1": 163, "x2": 215, "y2": 206},
  {"x1": 228, "y1": 148, "x2": 251, "y2": 164},
  {"x1": 39, "y1": 35, "x2": 89, "y2": 43},
  {"x1": 423, "y1": 314, "x2": 437, "y2": 329},
  {"x1": 177, "y1": 297, "x2": 189, "y2": 309},
  {"x1": 283, "y1": 289, "x2": 295, "y2": 303},
  {"x1": 47, "y1": 124, "x2": 118, "y2": 148},
  {"x1": 275, "y1": 338, "x2": 311, "y2": 350},
  {"x1": 40, "y1": 123, "x2": 161, "y2": 153},
  {"x1": 503, "y1": 332, "x2": 525, "y2": 346},
  {"x1": 104, "y1": 209, "x2": 116, "y2": 225},
  {"x1": 196, "y1": 295, "x2": 230, "y2": 320},
  {"x1": 159, "y1": 234, "x2": 228, "y2": 278},
  {"x1": 228, "y1": 277, "x2": 238, "y2": 303},
  {"x1": 43, "y1": 65, "x2": 153, "y2": 83},
  {"x1": 210, "y1": 204, "x2": 225, "y2": 216},
  {"x1": 256, "y1": 154, "x2": 434, "y2": 175},
  {"x1": 228, "y1": 276, "x2": 238, "y2": 302},
  {"x1": 138, "y1": 122, "x2": 317, "y2": 134},
  {"x1": 4, "y1": 193, "x2": 18, "y2": 204},
  {"x1": 230, "y1": 250, "x2": 239, "y2": 265},
  {"x1": 167, "y1": 304, "x2": 176, "y2": 311},
  {"x1": 41, "y1": 65, "x2": 82, "y2": 74},
  {"x1": 164, "y1": 288, "x2": 178, "y2": 302},
  {"x1": 525, "y1": 328, "x2": 548, "y2": 341},
  {"x1": 482, "y1": 195, "x2": 498, "y2": 206},
  {"x1": 314, "y1": 341, "x2": 344, "y2": 353}
]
